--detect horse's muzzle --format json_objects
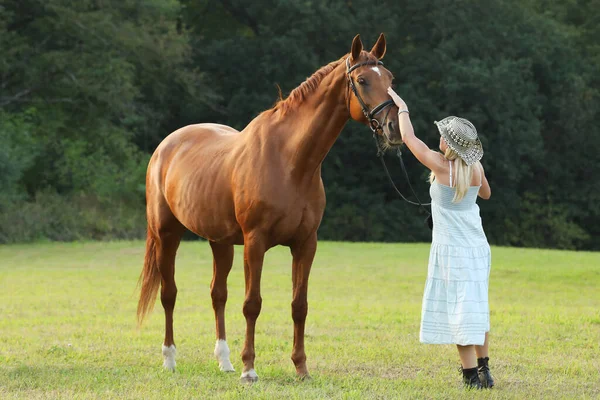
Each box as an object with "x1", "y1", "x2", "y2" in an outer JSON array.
[{"x1": 384, "y1": 120, "x2": 402, "y2": 146}]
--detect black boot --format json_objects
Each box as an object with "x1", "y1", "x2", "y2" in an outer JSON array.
[
  {"x1": 461, "y1": 367, "x2": 482, "y2": 389},
  {"x1": 477, "y1": 357, "x2": 495, "y2": 388}
]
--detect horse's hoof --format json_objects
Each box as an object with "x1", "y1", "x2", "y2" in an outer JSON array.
[
  {"x1": 297, "y1": 373, "x2": 312, "y2": 381},
  {"x1": 240, "y1": 376, "x2": 258, "y2": 384},
  {"x1": 295, "y1": 364, "x2": 311, "y2": 381},
  {"x1": 162, "y1": 344, "x2": 176, "y2": 371},
  {"x1": 240, "y1": 369, "x2": 259, "y2": 384},
  {"x1": 214, "y1": 340, "x2": 235, "y2": 372},
  {"x1": 219, "y1": 361, "x2": 235, "y2": 372}
]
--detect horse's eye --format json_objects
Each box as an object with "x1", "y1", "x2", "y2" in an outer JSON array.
[{"x1": 357, "y1": 77, "x2": 367, "y2": 85}]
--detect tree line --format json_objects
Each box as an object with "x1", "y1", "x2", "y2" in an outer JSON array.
[{"x1": 1, "y1": 0, "x2": 599, "y2": 250}]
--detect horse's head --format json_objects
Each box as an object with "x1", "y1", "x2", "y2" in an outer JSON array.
[{"x1": 346, "y1": 34, "x2": 402, "y2": 146}]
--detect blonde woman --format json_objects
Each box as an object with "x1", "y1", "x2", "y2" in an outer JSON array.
[{"x1": 387, "y1": 87, "x2": 494, "y2": 389}]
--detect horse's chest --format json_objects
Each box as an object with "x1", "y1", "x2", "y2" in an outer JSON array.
[
  {"x1": 267, "y1": 200, "x2": 322, "y2": 244},
  {"x1": 237, "y1": 187, "x2": 324, "y2": 238}
]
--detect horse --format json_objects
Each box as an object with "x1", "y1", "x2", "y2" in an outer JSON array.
[{"x1": 137, "y1": 33, "x2": 401, "y2": 382}]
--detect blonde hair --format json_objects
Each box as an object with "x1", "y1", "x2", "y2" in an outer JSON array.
[{"x1": 430, "y1": 147, "x2": 481, "y2": 203}]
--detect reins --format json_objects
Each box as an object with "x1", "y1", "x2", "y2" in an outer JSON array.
[
  {"x1": 373, "y1": 136, "x2": 433, "y2": 229},
  {"x1": 372, "y1": 133, "x2": 431, "y2": 211}
]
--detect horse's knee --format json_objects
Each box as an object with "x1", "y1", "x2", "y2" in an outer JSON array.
[
  {"x1": 291, "y1": 297, "x2": 308, "y2": 323},
  {"x1": 242, "y1": 296, "x2": 262, "y2": 320},
  {"x1": 211, "y1": 286, "x2": 228, "y2": 309}
]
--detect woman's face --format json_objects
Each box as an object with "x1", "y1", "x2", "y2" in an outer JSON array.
[{"x1": 439, "y1": 136, "x2": 448, "y2": 152}]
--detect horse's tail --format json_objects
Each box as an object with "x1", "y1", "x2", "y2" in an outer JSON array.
[{"x1": 137, "y1": 229, "x2": 161, "y2": 326}]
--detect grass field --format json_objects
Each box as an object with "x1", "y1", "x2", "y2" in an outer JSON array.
[{"x1": 0, "y1": 241, "x2": 598, "y2": 399}]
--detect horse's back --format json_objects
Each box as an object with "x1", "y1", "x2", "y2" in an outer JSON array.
[
  {"x1": 156, "y1": 122, "x2": 239, "y2": 153},
  {"x1": 149, "y1": 123, "x2": 240, "y2": 187}
]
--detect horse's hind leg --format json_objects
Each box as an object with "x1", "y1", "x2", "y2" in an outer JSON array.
[
  {"x1": 209, "y1": 241, "x2": 235, "y2": 372},
  {"x1": 140, "y1": 193, "x2": 185, "y2": 370},
  {"x1": 157, "y1": 226, "x2": 184, "y2": 371},
  {"x1": 145, "y1": 191, "x2": 185, "y2": 370}
]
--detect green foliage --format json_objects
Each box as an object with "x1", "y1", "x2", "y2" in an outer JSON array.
[
  {"x1": 0, "y1": 191, "x2": 145, "y2": 243},
  {"x1": 1, "y1": 0, "x2": 598, "y2": 249},
  {"x1": 502, "y1": 192, "x2": 590, "y2": 249},
  {"x1": 0, "y1": 109, "x2": 40, "y2": 204},
  {"x1": 0, "y1": 0, "x2": 207, "y2": 243}
]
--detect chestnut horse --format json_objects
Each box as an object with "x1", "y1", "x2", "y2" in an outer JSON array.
[{"x1": 137, "y1": 34, "x2": 401, "y2": 382}]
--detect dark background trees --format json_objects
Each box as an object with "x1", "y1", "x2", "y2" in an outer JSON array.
[{"x1": 1, "y1": 0, "x2": 598, "y2": 249}]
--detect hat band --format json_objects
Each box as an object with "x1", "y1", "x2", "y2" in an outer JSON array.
[{"x1": 447, "y1": 129, "x2": 475, "y2": 148}]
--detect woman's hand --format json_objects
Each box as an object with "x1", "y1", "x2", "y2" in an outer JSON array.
[{"x1": 387, "y1": 87, "x2": 408, "y2": 112}]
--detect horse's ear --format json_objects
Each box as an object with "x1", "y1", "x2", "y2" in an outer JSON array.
[
  {"x1": 350, "y1": 34, "x2": 363, "y2": 62},
  {"x1": 370, "y1": 33, "x2": 386, "y2": 60}
]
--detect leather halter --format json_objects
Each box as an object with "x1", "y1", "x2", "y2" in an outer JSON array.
[{"x1": 345, "y1": 57, "x2": 395, "y2": 133}]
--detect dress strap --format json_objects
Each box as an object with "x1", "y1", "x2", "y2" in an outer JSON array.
[
  {"x1": 449, "y1": 160, "x2": 453, "y2": 188},
  {"x1": 480, "y1": 166, "x2": 483, "y2": 186}
]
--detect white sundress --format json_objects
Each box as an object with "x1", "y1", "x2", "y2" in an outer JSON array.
[{"x1": 420, "y1": 161, "x2": 491, "y2": 346}]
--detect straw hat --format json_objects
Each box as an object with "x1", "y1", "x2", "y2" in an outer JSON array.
[{"x1": 434, "y1": 116, "x2": 483, "y2": 166}]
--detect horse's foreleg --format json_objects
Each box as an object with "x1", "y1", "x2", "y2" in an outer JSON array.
[
  {"x1": 290, "y1": 233, "x2": 317, "y2": 379},
  {"x1": 240, "y1": 234, "x2": 266, "y2": 383},
  {"x1": 209, "y1": 241, "x2": 235, "y2": 372}
]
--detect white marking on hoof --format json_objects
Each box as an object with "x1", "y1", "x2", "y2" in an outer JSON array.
[
  {"x1": 240, "y1": 369, "x2": 259, "y2": 383},
  {"x1": 214, "y1": 339, "x2": 235, "y2": 372},
  {"x1": 162, "y1": 344, "x2": 176, "y2": 371}
]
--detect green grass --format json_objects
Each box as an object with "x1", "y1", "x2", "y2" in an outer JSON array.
[{"x1": 0, "y1": 241, "x2": 598, "y2": 399}]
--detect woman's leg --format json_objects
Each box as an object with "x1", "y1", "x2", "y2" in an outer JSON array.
[
  {"x1": 475, "y1": 332, "x2": 489, "y2": 358},
  {"x1": 475, "y1": 333, "x2": 494, "y2": 388},
  {"x1": 457, "y1": 345, "x2": 482, "y2": 389},
  {"x1": 457, "y1": 345, "x2": 477, "y2": 369}
]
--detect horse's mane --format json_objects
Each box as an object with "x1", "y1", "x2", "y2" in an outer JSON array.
[{"x1": 270, "y1": 52, "x2": 379, "y2": 116}]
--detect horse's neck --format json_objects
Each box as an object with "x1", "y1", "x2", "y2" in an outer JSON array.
[{"x1": 280, "y1": 67, "x2": 349, "y2": 181}]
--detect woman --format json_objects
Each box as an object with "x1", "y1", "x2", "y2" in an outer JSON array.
[{"x1": 387, "y1": 87, "x2": 494, "y2": 389}]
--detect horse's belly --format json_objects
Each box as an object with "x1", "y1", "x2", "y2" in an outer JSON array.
[
  {"x1": 169, "y1": 187, "x2": 241, "y2": 243},
  {"x1": 163, "y1": 161, "x2": 242, "y2": 243},
  {"x1": 170, "y1": 204, "x2": 242, "y2": 244}
]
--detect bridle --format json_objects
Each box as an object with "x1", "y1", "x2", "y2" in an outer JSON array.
[
  {"x1": 345, "y1": 57, "x2": 395, "y2": 134},
  {"x1": 345, "y1": 57, "x2": 433, "y2": 228}
]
